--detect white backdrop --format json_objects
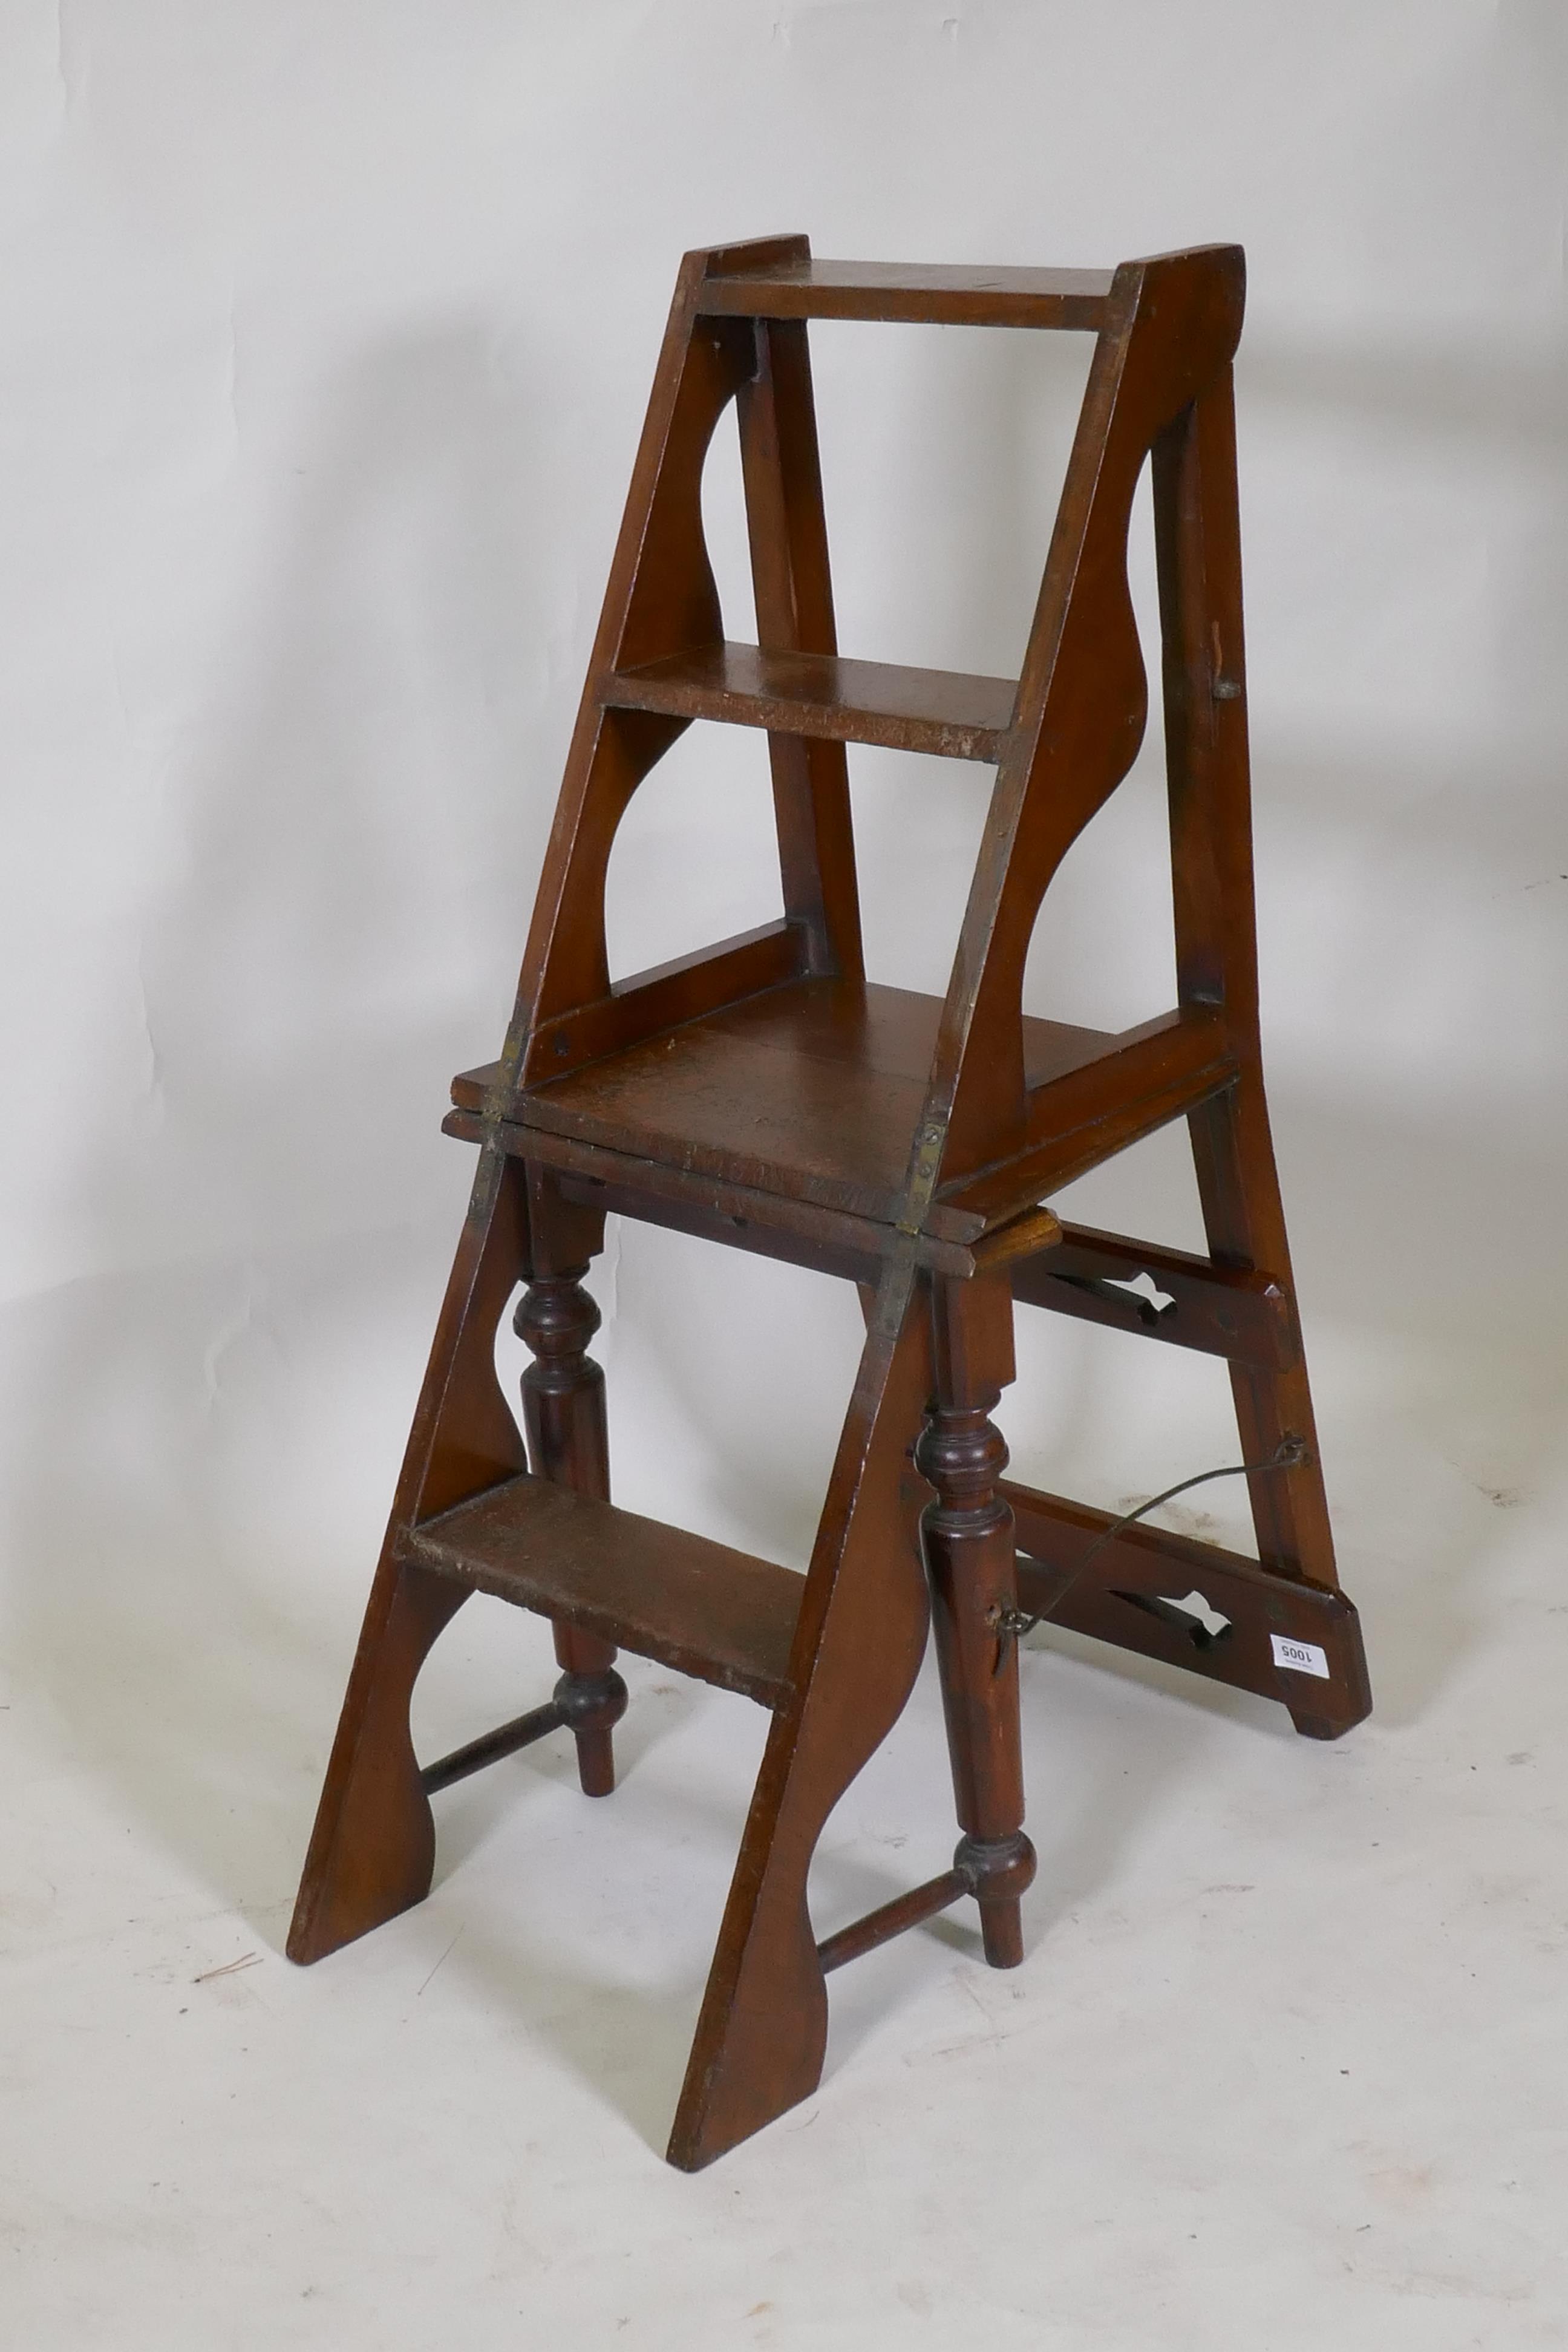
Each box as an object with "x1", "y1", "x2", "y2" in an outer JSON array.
[
  {"x1": 2, "y1": 5, "x2": 1567, "y2": 2344},
  {"x1": 4, "y1": 0, "x2": 1564, "y2": 1567}
]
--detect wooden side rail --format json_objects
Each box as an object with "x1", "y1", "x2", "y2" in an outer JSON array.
[
  {"x1": 943, "y1": 1010, "x2": 1239, "y2": 1227},
  {"x1": 1012, "y1": 1221, "x2": 1298, "y2": 1369},
  {"x1": 1002, "y1": 1480, "x2": 1371, "y2": 1740},
  {"x1": 494, "y1": 922, "x2": 804, "y2": 1091}
]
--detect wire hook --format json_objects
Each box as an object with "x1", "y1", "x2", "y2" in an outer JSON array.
[{"x1": 989, "y1": 1434, "x2": 1309, "y2": 1676}]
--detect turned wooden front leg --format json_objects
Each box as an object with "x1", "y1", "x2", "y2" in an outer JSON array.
[
  {"x1": 916, "y1": 1273, "x2": 1036, "y2": 1968},
  {"x1": 514, "y1": 1266, "x2": 627, "y2": 1796}
]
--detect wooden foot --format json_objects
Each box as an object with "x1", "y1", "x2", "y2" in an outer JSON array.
[
  {"x1": 515, "y1": 1264, "x2": 628, "y2": 1795},
  {"x1": 287, "y1": 1558, "x2": 469, "y2": 1964},
  {"x1": 954, "y1": 1832, "x2": 1036, "y2": 1968},
  {"x1": 666, "y1": 1266, "x2": 935, "y2": 2170},
  {"x1": 550, "y1": 1639, "x2": 627, "y2": 1795},
  {"x1": 917, "y1": 1270, "x2": 1036, "y2": 1970}
]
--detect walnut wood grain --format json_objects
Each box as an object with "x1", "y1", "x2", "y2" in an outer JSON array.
[
  {"x1": 919, "y1": 1273, "x2": 1034, "y2": 1968},
  {"x1": 513, "y1": 1262, "x2": 626, "y2": 1795},
  {"x1": 500, "y1": 978, "x2": 1115, "y2": 1237},
  {"x1": 1011, "y1": 1220, "x2": 1298, "y2": 1368},
  {"x1": 406, "y1": 1474, "x2": 803, "y2": 1709},
  {"x1": 604, "y1": 642, "x2": 1017, "y2": 762},
  {"x1": 737, "y1": 313, "x2": 863, "y2": 978},
  {"x1": 440, "y1": 1102, "x2": 991, "y2": 1270},
  {"x1": 521, "y1": 918, "x2": 803, "y2": 1086},
  {"x1": 697, "y1": 257, "x2": 1115, "y2": 332},
  {"x1": 667, "y1": 1262, "x2": 935, "y2": 2169},
  {"x1": 1006, "y1": 1480, "x2": 1371, "y2": 1739},
  {"x1": 293, "y1": 234, "x2": 1365, "y2": 2175}
]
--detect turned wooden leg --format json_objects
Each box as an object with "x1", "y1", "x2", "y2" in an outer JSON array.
[
  {"x1": 514, "y1": 1266, "x2": 627, "y2": 1795},
  {"x1": 916, "y1": 1273, "x2": 1036, "y2": 1969}
]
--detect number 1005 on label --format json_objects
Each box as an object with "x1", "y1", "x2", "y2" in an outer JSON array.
[{"x1": 1271, "y1": 1633, "x2": 1330, "y2": 1679}]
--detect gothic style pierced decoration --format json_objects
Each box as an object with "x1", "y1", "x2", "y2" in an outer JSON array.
[{"x1": 288, "y1": 237, "x2": 1371, "y2": 2169}]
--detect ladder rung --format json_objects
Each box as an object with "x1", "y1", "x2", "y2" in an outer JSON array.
[
  {"x1": 420, "y1": 1694, "x2": 569, "y2": 1792},
  {"x1": 603, "y1": 642, "x2": 1016, "y2": 762},
  {"x1": 1013, "y1": 1221, "x2": 1298, "y2": 1370},
  {"x1": 698, "y1": 258, "x2": 1115, "y2": 332},
  {"x1": 817, "y1": 1868, "x2": 968, "y2": 1973},
  {"x1": 404, "y1": 1475, "x2": 802, "y2": 1709}
]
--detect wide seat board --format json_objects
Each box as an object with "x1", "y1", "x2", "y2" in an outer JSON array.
[{"x1": 501, "y1": 979, "x2": 1117, "y2": 1230}]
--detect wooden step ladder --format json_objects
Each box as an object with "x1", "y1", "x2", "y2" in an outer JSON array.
[{"x1": 287, "y1": 234, "x2": 1371, "y2": 2170}]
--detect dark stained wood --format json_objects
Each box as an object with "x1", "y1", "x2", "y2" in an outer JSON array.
[
  {"x1": 499, "y1": 256, "x2": 763, "y2": 1062},
  {"x1": 292, "y1": 232, "x2": 1367, "y2": 2171},
  {"x1": 448, "y1": 1062, "x2": 505, "y2": 1114},
  {"x1": 520, "y1": 920, "x2": 802, "y2": 1088},
  {"x1": 1006, "y1": 1480, "x2": 1371, "y2": 1739},
  {"x1": 512, "y1": 1253, "x2": 627, "y2": 1795},
  {"x1": 604, "y1": 642, "x2": 1016, "y2": 762},
  {"x1": 287, "y1": 1150, "x2": 533, "y2": 1965},
  {"x1": 420, "y1": 1694, "x2": 572, "y2": 1794},
  {"x1": 1187, "y1": 1084, "x2": 1336, "y2": 1580},
  {"x1": 940, "y1": 1008, "x2": 1238, "y2": 1221},
  {"x1": 440, "y1": 1098, "x2": 991, "y2": 1274},
  {"x1": 737, "y1": 310, "x2": 864, "y2": 979},
  {"x1": 697, "y1": 257, "x2": 1115, "y2": 332},
  {"x1": 667, "y1": 1259, "x2": 934, "y2": 2169},
  {"x1": 1011, "y1": 1220, "x2": 1298, "y2": 1369},
  {"x1": 918, "y1": 1272, "x2": 1035, "y2": 1967},
  {"x1": 910, "y1": 249, "x2": 1248, "y2": 1182},
  {"x1": 408, "y1": 1474, "x2": 803, "y2": 1709},
  {"x1": 1151, "y1": 367, "x2": 1341, "y2": 1591},
  {"x1": 505, "y1": 978, "x2": 1116, "y2": 1238},
  {"x1": 817, "y1": 1868, "x2": 967, "y2": 1973},
  {"x1": 558, "y1": 1168, "x2": 886, "y2": 1289},
  {"x1": 438, "y1": 1126, "x2": 1061, "y2": 1291}
]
